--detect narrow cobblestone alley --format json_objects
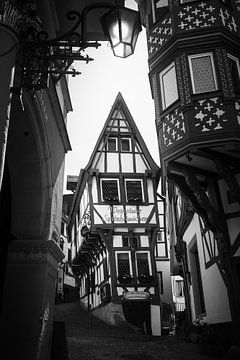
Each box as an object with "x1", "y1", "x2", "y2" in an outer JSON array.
[{"x1": 52, "y1": 301, "x2": 221, "y2": 360}]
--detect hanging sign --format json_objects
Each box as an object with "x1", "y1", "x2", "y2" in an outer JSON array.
[{"x1": 123, "y1": 291, "x2": 150, "y2": 300}]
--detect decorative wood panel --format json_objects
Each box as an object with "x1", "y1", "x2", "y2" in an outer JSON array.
[
  {"x1": 161, "y1": 107, "x2": 186, "y2": 149},
  {"x1": 147, "y1": 1, "x2": 239, "y2": 59},
  {"x1": 147, "y1": 14, "x2": 173, "y2": 58}
]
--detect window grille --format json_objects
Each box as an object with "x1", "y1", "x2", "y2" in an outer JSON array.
[
  {"x1": 102, "y1": 180, "x2": 119, "y2": 202},
  {"x1": 117, "y1": 253, "x2": 130, "y2": 277},
  {"x1": 189, "y1": 54, "x2": 217, "y2": 94},
  {"x1": 126, "y1": 180, "x2": 143, "y2": 202}
]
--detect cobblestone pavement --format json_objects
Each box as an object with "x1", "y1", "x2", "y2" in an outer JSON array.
[{"x1": 53, "y1": 301, "x2": 221, "y2": 360}]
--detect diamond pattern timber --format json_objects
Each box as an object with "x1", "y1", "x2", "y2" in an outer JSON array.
[
  {"x1": 177, "y1": 1, "x2": 237, "y2": 32},
  {"x1": 162, "y1": 108, "x2": 186, "y2": 148}
]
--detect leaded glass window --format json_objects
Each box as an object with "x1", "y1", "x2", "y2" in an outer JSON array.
[
  {"x1": 101, "y1": 180, "x2": 119, "y2": 202},
  {"x1": 136, "y1": 252, "x2": 150, "y2": 276},
  {"x1": 125, "y1": 180, "x2": 143, "y2": 202},
  {"x1": 189, "y1": 53, "x2": 217, "y2": 94},
  {"x1": 117, "y1": 253, "x2": 131, "y2": 277}
]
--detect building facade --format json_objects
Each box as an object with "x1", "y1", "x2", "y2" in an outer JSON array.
[
  {"x1": 68, "y1": 92, "x2": 173, "y2": 335},
  {"x1": 137, "y1": 0, "x2": 240, "y2": 351}
]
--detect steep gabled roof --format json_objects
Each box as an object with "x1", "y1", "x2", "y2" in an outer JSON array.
[{"x1": 85, "y1": 92, "x2": 160, "y2": 177}]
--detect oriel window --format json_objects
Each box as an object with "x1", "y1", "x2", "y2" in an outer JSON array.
[
  {"x1": 101, "y1": 179, "x2": 119, "y2": 202},
  {"x1": 188, "y1": 53, "x2": 218, "y2": 94}
]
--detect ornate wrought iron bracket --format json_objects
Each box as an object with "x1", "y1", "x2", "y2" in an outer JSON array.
[{"x1": 21, "y1": 8, "x2": 103, "y2": 90}]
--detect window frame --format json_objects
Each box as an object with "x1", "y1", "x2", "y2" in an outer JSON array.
[
  {"x1": 100, "y1": 178, "x2": 120, "y2": 203},
  {"x1": 115, "y1": 251, "x2": 133, "y2": 277},
  {"x1": 124, "y1": 178, "x2": 144, "y2": 203},
  {"x1": 188, "y1": 52, "x2": 218, "y2": 94},
  {"x1": 135, "y1": 251, "x2": 152, "y2": 276},
  {"x1": 227, "y1": 53, "x2": 240, "y2": 95},
  {"x1": 151, "y1": 0, "x2": 169, "y2": 25},
  {"x1": 160, "y1": 61, "x2": 179, "y2": 110},
  {"x1": 120, "y1": 137, "x2": 131, "y2": 152},
  {"x1": 107, "y1": 137, "x2": 118, "y2": 152}
]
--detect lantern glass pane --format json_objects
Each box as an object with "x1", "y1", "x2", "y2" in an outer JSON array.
[
  {"x1": 113, "y1": 43, "x2": 132, "y2": 58},
  {"x1": 101, "y1": 7, "x2": 141, "y2": 58}
]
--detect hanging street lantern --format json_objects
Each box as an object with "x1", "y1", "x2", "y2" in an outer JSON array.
[{"x1": 100, "y1": 6, "x2": 142, "y2": 58}]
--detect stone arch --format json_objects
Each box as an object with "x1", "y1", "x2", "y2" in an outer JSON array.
[{"x1": 6, "y1": 91, "x2": 54, "y2": 240}]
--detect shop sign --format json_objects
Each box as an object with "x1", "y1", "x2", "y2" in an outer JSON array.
[{"x1": 123, "y1": 291, "x2": 150, "y2": 300}]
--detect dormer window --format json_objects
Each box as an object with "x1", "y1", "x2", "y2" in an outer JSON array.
[
  {"x1": 121, "y1": 138, "x2": 131, "y2": 152},
  {"x1": 101, "y1": 179, "x2": 120, "y2": 202},
  {"x1": 125, "y1": 179, "x2": 143, "y2": 203},
  {"x1": 107, "y1": 137, "x2": 117, "y2": 151}
]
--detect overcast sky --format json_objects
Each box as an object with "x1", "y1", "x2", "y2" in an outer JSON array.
[{"x1": 63, "y1": 1, "x2": 159, "y2": 194}]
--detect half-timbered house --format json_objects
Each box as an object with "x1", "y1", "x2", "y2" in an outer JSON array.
[{"x1": 68, "y1": 92, "x2": 172, "y2": 335}]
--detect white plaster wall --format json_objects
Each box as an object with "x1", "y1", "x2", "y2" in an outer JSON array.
[
  {"x1": 91, "y1": 176, "x2": 98, "y2": 203},
  {"x1": 151, "y1": 305, "x2": 161, "y2": 335},
  {"x1": 183, "y1": 214, "x2": 231, "y2": 324},
  {"x1": 135, "y1": 154, "x2": 147, "y2": 173},
  {"x1": 147, "y1": 179, "x2": 154, "y2": 203},
  {"x1": 121, "y1": 153, "x2": 134, "y2": 172},
  {"x1": 107, "y1": 153, "x2": 119, "y2": 172},
  {"x1": 156, "y1": 260, "x2": 173, "y2": 304}
]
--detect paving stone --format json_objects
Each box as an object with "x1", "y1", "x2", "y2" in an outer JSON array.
[{"x1": 52, "y1": 301, "x2": 221, "y2": 360}]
